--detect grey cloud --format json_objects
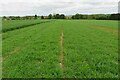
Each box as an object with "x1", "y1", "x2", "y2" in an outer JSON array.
[{"x1": 0, "y1": 0, "x2": 119, "y2": 16}]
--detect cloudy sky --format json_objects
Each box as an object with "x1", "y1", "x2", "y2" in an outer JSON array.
[{"x1": 0, "y1": 0, "x2": 119, "y2": 16}]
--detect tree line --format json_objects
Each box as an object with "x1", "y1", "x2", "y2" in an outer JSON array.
[
  {"x1": 3, "y1": 15, "x2": 39, "y2": 20},
  {"x1": 71, "y1": 13, "x2": 120, "y2": 20},
  {"x1": 41, "y1": 14, "x2": 66, "y2": 19},
  {"x1": 2, "y1": 13, "x2": 120, "y2": 20}
]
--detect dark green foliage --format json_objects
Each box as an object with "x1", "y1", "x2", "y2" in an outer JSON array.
[
  {"x1": 8, "y1": 16, "x2": 21, "y2": 20},
  {"x1": 109, "y1": 13, "x2": 120, "y2": 20},
  {"x1": 2, "y1": 13, "x2": 119, "y2": 20},
  {"x1": 60, "y1": 14, "x2": 66, "y2": 19},
  {"x1": 48, "y1": 14, "x2": 52, "y2": 19},
  {"x1": 2, "y1": 16, "x2": 40, "y2": 20},
  {"x1": 34, "y1": 14, "x2": 38, "y2": 19},
  {"x1": 71, "y1": 14, "x2": 83, "y2": 19},
  {"x1": 55, "y1": 14, "x2": 60, "y2": 19},
  {"x1": 47, "y1": 14, "x2": 66, "y2": 19},
  {"x1": 41, "y1": 16, "x2": 44, "y2": 19},
  {"x1": 71, "y1": 13, "x2": 119, "y2": 20},
  {"x1": 3, "y1": 16, "x2": 6, "y2": 19}
]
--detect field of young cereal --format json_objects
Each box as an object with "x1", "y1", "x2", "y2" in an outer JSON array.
[{"x1": 2, "y1": 20, "x2": 118, "y2": 78}]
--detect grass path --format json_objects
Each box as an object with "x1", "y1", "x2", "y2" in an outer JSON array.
[{"x1": 60, "y1": 31, "x2": 64, "y2": 69}]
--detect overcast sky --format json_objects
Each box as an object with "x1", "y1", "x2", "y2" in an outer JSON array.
[{"x1": 0, "y1": 0, "x2": 119, "y2": 16}]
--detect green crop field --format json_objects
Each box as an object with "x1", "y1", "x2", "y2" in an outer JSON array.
[
  {"x1": 2, "y1": 20, "x2": 51, "y2": 32},
  {"x1": 2, "y1": 20, "x2": 118, "y2": 78}
]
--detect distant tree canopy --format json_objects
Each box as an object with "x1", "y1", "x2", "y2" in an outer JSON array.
[
  {"x1": 8, "y1": 16, "x2": 21, "y2": 20},
  {"x1": 71, "y1": 13, "x2": 120, "y2": 20},
  {"x1": 47, "y1": 14, "x2": 66, "y2": 19},
  {"x1": 71, "y1": 14, "x2": 83, "y2": 19},
  {"x1": 109, "y1": 13, "x2": 120, "y2": 20},
  {"x1": 34, "y1": 14, "x2": 37, "y2": 19},
  {"x1": 41, "y1": 16, "x2": 44, "y2": 19},
  {"x1": 60, "y1": 14, "x2": 66, "y2": 19},
  {"x1": 48, "y1": 14, "x2": 52, "y2": 19},
  {"x1": 2, "y1": 15, "x2": 40, "y2": 20},
  {"x1": 2, "y1": 13, "x2": 120, "y2": 20}
]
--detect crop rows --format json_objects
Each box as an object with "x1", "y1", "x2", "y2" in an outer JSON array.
[
  {"x1": 2, "y1": 20, "x2": 118, "y2": 78},
  {"x1": 62, "y1": 20, "x2": 118, "y2": 78},
  {"x1": 2, "y1": 20, "x2": 52, "y2": 32}
]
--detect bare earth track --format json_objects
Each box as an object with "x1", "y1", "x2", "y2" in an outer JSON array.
[{"x1": 60, "y1": 31, "x2": 64, "y2": 70}]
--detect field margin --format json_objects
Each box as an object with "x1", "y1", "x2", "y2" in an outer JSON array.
[
  {"x1": 0, "y1": 17, "x2": 2, "y2": 79},
  {"x1": 2, "y1": 20, "x2": 53, "y2": 33}
]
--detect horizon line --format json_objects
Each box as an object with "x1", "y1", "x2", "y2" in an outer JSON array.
[{"x1": 0, "y1": 12, "x2": 119, "y2": 17}]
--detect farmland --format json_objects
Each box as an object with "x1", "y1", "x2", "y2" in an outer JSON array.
[
  {"x1": 2, "y1": 20, "x2": 51, "y2": 32},
  {"x1": 2, "y1": 20, "x2": 118, "y2": 78}
]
